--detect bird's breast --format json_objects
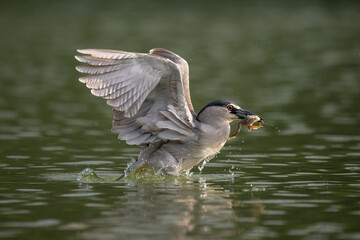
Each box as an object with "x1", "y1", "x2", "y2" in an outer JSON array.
[{"x1": 178, "y1": 123, "x2": 231, "y2": 171}]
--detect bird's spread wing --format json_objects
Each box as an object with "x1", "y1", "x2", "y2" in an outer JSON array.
[{"x1": 75, "y1": 48, "x2": 197, "y2": 146}]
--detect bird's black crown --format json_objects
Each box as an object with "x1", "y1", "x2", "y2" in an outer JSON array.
[{"x1": 197, "y1": 99, "x2": 233, "y2": 118}]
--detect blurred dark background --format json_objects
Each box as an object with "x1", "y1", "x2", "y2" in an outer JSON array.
[{"x1": 0, "y1": 0, "x2": 359, "y2": 156}]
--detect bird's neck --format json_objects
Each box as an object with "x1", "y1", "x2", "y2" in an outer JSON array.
[{"x1": 198, "y1": 121, "x2": 230, "y2": 155}]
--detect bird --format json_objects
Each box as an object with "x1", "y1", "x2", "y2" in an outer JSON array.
[{"x1": 75, "y1": 48, "x2": 263, "y2": 179}]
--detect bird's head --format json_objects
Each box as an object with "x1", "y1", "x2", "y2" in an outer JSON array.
[{"x1": 197, "y1": 100, "x2": 263, "y2": 124}]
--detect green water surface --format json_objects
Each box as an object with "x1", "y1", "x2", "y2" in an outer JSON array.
[{"x1": 0, "y1": 1, "x2": 359, "y2": 239}]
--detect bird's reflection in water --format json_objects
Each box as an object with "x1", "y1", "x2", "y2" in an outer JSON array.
[{"x1": 80, "y1": 177, "x2": 265, "y2": 240}]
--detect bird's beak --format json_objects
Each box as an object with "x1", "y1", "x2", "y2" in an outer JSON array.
[{"x1": 233, "y1": 108, "x2": 264, "y2": 121}]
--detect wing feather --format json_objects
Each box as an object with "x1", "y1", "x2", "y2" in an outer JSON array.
[
  {"x1": 79, "y1": 69, "x2": 137, "y2": 84},
  {"x1": 155, "y1": 121, "x2": 190, "y2": 136},
  {"x1": 76, "y1": 48, "x2": 197, "y2": 146},
  {"x1": 159, "y1": 110, "x2": 192, "y2": 131},
  {"x1": 76, "y1": 64, "x2": 128, "y2": 75},
  {"x1": 87, "y1": 77, "x2": 136, "y2": 91},
  {"x1": 75, "y1": 55, "x2": 123, "y2": 66},
  {"x1": 77, "y1": 49, "x2": 137, "y2": 59}
]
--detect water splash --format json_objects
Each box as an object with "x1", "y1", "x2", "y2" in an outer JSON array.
[
  {"x1": 229, "y1": 165, "x2": 235, "y2": 177},
  {"x1": 275, "y1": 126, "x2": 281, "y2": 133},
  {"x1": 198, "y1": 159, "x2": 208, "y2": 173},
  {"x1": 124, "y1": 157, "x2": 137, "y2": 173},
  {"x1": 77, "y1": 168, "x2": 104, "y2": 182},
  {"x1": 185, "y1": 168, "x2": 193, "y2": 176},
  {"x1": 197, "y1": 153, "x2": 217, "y2": 173},
  {"x1": 124, "y1": 165, "x2": 165, "y2": 181},
  {"x1": 123, "y1": 164, "x2": 193, "y2": 182}
]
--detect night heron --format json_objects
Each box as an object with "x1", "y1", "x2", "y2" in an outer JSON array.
[{"x1": 75, "y1": 48, "x2": 263, "y2": 179}]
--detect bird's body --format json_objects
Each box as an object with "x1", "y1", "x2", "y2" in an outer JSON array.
[
  {"x1": 75, "y1": 48, "x2": 263, "y2": 177},
  {"x1": 136, "y1": 120, "x2": 230, "y2": 174}
]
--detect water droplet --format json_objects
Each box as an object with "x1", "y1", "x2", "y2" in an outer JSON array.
[{"x1": 198, "y1": 159, "x2": 208, "y2": 172}]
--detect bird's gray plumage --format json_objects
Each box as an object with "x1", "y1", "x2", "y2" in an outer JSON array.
[{"x1": 75, "y1": 48, "x2": 262, "y2": 177}]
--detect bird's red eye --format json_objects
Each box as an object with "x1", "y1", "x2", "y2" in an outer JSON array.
[{"x1": 227, "y1": 105, "x2": 233, "y2": 111}]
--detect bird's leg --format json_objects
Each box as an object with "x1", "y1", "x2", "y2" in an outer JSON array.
[
  {"x1": 115, "y1": 158, "x2": 147, "y2": 181},
  {"x1": 115, "y1": 174, "x2": 125, "y2": 181}
]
